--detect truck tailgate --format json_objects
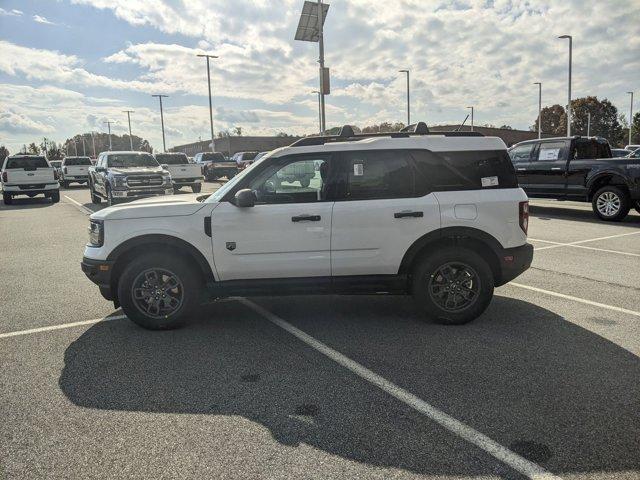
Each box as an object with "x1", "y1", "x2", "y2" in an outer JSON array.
[
  {"x1": 167, "y1": 164, "x2": 202, "y2": 179},
  {"x1": 65, "y1": 166, "x2": 90, "y2": 176},
  {"x1": 4, "y1": 168, "x2": 55, "y2": 184}
]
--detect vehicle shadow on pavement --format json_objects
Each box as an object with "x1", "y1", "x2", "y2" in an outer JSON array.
[
  {"x1": 530, "y1": 204, "x2": 640, "y2": 225},
  {"x1": 59, "y1": 296, "x2": 640, "y2": 477},
  {"x1": 0, "y1": 197, "x2": 55, "y2": 209}
]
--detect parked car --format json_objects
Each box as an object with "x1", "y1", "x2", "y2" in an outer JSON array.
[
  {"x1": 254, "y1": 151, "x2": 269, "y2": 162},
  {"x1": 508, "y1": 136, "x2": 640, "y2": 221},
  {"x1": 88, "y1": 151, "x2": 173, "y2": 206},
  {"x1": 232, "y1": 151, "x2": 259, "y2": 169},
  {"x1": 193, "y1": 152, "x2": 237, "y2": 181},
  {"x1": 155, "y1": 152, "x2": 204, "y2": 193},
  {"x1": 60, "y1": 156, "x2": 92, "y2": 187},
  {"x1": 81, "y1": 123, "x2": 532, "y2": 330},
  {"x1": 611, "y1": 148, "x2": 633, "y2": 158},
  {"x1": 1, "y1": 154, "x2": 60, "y2": 204}
]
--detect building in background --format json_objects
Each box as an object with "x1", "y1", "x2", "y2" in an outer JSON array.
[
  {"x1": 429, "y1": 125, "x2": 555, "y2": 146},
  {"x1": 171, "y1": 136, "x2": 301, "y2": 157}
]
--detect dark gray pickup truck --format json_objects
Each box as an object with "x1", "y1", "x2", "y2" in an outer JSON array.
[{"x1": 508, "y1": 136, "x2": 640, "y2": 221}]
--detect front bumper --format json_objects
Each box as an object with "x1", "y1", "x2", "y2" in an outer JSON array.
[
  {"x1": 81, "y1": 257, "x2": 115, "y2": 300},
  {"x1": 496, "y1": 242, "x2": 534, "y2": 286},
  {"x1": 111, "y1": 187, "x2": 173, "y2": 199}
]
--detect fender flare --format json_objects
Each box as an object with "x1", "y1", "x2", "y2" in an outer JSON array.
[{"x1": 586, "y1": 170, "x2": 630, "y2": 195}]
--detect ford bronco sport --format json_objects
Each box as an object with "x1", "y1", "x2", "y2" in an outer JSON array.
[{"x1": 82, "y1": 123, "x2": 533, "y2": 330}]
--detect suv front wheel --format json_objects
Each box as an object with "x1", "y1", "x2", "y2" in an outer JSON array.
[
  {"x1": 411, "y1": 247, "x2": 494, "y2": 325},
  {"x1": 117, "y1": 252, "x2": 199, "y2": 330}
]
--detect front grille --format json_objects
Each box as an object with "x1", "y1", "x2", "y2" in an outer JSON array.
[
  {"x1": 126, "y1": 175, "x2": 163, "y2": 187},
  {"x1": 19, "y1": 184, "x2": 45, "y2": 190}
]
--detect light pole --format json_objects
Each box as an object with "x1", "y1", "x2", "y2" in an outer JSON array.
[
  {"x1": 152, "y1": 94, "x2": 169, "y2": 152},
  {"x1": 73, "y1": 137, "x2": 78, "y2": 156},
  {"x1": 627, "y1": 91, "x2": 634, "y2": 146},
  {"x1": 587, "y1": 112, "x2": 591, "y2": 137},
  {"x1": 534, "y1": 82, "x2": 542, "y2": 139},
  {"x1": 123, "y1": 110, "x2": 134, "y2": 150},
  {"x1": 311, "y1": 90, "x2": 321, "y2": 135},
  {"x1": 91, "y1": 131, "x2": 96, "y2": 157},
  {"x1": 81, "y1": 135, "x2": 86, "y2": 156},
  {"x1": 197, "y1": 54, "x2": 219, "y2": 152},
  {"x1": 104, "y1": 121, "x2": 114, "y2": 150},
  {"x1": 399, "y1": 69, "x2": 410, "y2": 126},
  {"x1": 558, "y1": 35, "x2": 572, "y2": 137},
  {"x1": 467, "y1": 106, "x2": 474, "y2": 131}
]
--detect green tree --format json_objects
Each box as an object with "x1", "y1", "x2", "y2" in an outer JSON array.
[
  {"x1": 63, "y1": 133, "x2": 153, "y2": 156},
  {"x1": 0, "y1": 145, "x2": 9, "y2": 164},
  {"x1": 27, "y1": 143, "x2": 40, "y2": 154},
  {"x1": 531, "y1": 104, "x2": 565, "y2": 135},
  {"x1": 569, "y1": 96, "x2": 623, "y2": 145},
  {"x1": 628, "y1": 111, "x2": 640, "y2": 145},
  {"x1": 499, "y1": 125, "x2": 513, "y2": 130}
]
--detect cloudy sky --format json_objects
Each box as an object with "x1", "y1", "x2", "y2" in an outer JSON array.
[{"x1": 0, "y1": 0, "x2": 638, "y2": 152}]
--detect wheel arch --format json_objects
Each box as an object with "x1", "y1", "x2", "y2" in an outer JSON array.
[
  {"x1": 399, "y1": 227, "x2": 503, "y2": 283},
  {"x1": 107, "y1": 234, "x2": 215, "y2": 301},
  {"x1": 587, "y1": 172, "x2": 630, "y2": 201}
]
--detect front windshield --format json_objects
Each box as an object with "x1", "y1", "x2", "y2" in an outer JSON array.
[
  {"x1": 207, "y1": 152, "x2": 273, "y2": 202},
  {"x1": 107, "y1": 154, "x2": 159, "y2": 168}
]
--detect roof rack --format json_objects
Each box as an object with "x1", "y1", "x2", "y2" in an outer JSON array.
[{"x1": 290, "y1": 122, "x2": 484, "y2": 147}]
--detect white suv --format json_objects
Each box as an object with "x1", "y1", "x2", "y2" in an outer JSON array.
[{"x1": 81, "y1": 124, "x2": 533, "y2": 330}]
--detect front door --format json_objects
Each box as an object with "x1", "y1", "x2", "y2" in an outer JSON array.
[
  {"x1": 525, "y1": 140, "x2": 569, "y2": 196},
  {"x1": 209, "y1": 154, "x2": 334, "y2": 281}
]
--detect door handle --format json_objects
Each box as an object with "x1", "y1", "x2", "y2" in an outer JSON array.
[
  {"x1": 292, "y1": 215, "x2": 321, "y2": 222},
  {"x1": 394, "y1": 211, "x2": 423, "y2": 219},
  {"x1": 516, "y1": 168, "x2": 527, "y2": 171},
  {"x1": 551, "y1": 167, "x2": 562, "y2": 171}
]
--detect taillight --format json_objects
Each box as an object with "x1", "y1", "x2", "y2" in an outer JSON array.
[
  {"x1": 64, "y1": 167, "x2": 68, "y2": 174},
  {"x1": 54, "y1": 169, "x2": 59, "y2": 180},
  {"x1": 1, "y1": 171, "x2": 7, "y2": 182},
  {"x1": 519, "y1": 201, "x2": 529, "y2": 235}
]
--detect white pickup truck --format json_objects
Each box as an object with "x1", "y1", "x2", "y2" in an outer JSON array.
[
  {"x1": 1, "y1": 154, "x2": 60, "y2": 204},
  {"x1": 155, "y1": 153, "x2": 204, "y2": 193},
  {"x1": 60, "y1": 156, "x2": 92, "y2": 187}
]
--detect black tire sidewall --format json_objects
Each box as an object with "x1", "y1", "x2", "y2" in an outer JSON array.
[
  {"x1": 412, "y1": 247, "x2": 494, "y2": 325},
  {"x1": 592, "y1": 186, "x2": 630, "y2": 221},
  {"x1": 3, "y1": 193, "x2": 12, "y2": 204},
  {"x1": 117, "y1": 253, "x2": 200, "y2": 330},
  {"x1": 192, "y1": 184, "x2": 202, "y2": 193}
]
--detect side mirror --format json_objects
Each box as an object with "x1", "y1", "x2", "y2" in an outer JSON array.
[
  {"x1": 234, "y1": 189, "x2": 256, "y2": 208},
  {"x1": 161, "y1": 164, "x2": 169, "y2": 170},
  {"x1": 95, "y1": 166, "x2": 106, "y2": 173}
]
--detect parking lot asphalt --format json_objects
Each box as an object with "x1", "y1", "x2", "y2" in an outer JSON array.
[{"x1": 1, "y1": 186, "x2": 639, "y2": 480}]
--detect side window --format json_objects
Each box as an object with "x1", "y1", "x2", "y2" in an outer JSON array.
[
  {"x1": 341, "y1": 150, "x2": 414, "y2": 200},
  {"x1": 248, "y1": 155, "x2": 329, "y2": 204},
  {"x1": 509, "y1": 144, "x2": 535, "y2": 163},
  {"x1": 537, "y1": 141, "x2": 566, "y2": 161}
]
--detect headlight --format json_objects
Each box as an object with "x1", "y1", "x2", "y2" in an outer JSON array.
[
  {"x1": 88, "y1": 219, "x2": 104, "y2": 247},
  {"x1": 112, "y1": 175, "x2": 127, "y2": 187},
  {"x1": 162, "y1": 174, "x2": 172, "y2": 185}
]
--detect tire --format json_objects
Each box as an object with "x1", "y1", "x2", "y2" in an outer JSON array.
[
  {"x1": 61, "y1": 181, "x2": 69, "y2": 189},
  {"x1": 2, "y1": 193, "x2": 12, "y2": 205},
  {"x1": 634, "y1": 200, "x2": 640, "y2": 215},
  {"x1": 591, "y1": 186, "x2": 630, "y2": 221},
  {"x1": 106, "y1": 185, "x2": 117, "y2": 207},
  {"x1": 411, "y1": 247, "x2": 494, "y2": 325},
  {"x1": 192, "y1": 184, "x2": 202, "y2": 193},
  {"x1": 90, "y1": 184, "x2": 102, "y2": 204},
  {"x1": 117, "y1": 252, "x2": 200, "y2": 330},
  {"x1": 50, "y1": 191, "x2": 60, "y2": 203},
  {"x1": 173, "y1": 186, "x2": 181, "y2": 193},
  {"x1": 205, "y1": 172, "x2": 217, "y2": 182}
]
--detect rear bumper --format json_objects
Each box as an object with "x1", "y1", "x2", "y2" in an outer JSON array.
[
  {"x1": 63, "y1": 175, "x2": 89, "y2": 182},
  {"x1": 81, "y1": 257, "x2": 114, "y2": 300},
  {"x1": 173, "y1": 177, "x2": 204, "y2": 185},
  {"x1": 496, "y1": 242, "x2": 533, "y2": 286},
  {"x1": 3, "y1": 183, "x2": 59, "y2": 193}
]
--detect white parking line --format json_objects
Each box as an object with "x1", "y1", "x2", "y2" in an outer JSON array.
[
  {"x1": 532, "y1": 230, "x2": 640, "y2": 251},
  {"x1": 64, "y1": 195, "x2": 94, "y2": 215},
  {"x1": 239, "y1": 297, "x2": 561, "y2": 480},
  {"x1": 0, "y1": 315, "x2": 127, "y2": 339},
  {"x1": 530, "y1": 238, "x2": 640, "y2": 257},
  {"x1": 510, "y1": 283, "x2": 640, "y2": 319}
]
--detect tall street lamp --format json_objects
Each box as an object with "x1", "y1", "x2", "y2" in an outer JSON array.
[
  {"x1": 123, "y1": 110, "x2": 135, "y2": 150},
  {"x1": 627, "y1": 91, "x2": 634, "y2": 146},
  {"x1": 467, "y1": 106, "x2": 474, "y2": 131},
  {"x1": 81, "y1": 135, "x2": 86, "y2": 156},
  {"x1": 91, "y1": 131, "x2": 96, "y2": 157},
  {"x1": 534, "y1": 82, "x2": 542, "y2": 139},
  {"x1": 152, "y1": 94, "x2": 169, "y2": 152},
  {"x1": 311, "y1": 90, "x2": 321, "y2": 135},
  {"x1": 587, "y1": 112, "x2": 591, "y2": 137},
  {"x1": 558, "y1": 35, "x2": 572, "y2": 137},
  {"x1": 399, "y1": 69, "x2": 410, "y2": 126},
  {"x1": 197, "y1": 53, "x2": 219, "y2": 152},
  {"x1": 104, "y1": 121, "x2": 114, "y2": 151}
]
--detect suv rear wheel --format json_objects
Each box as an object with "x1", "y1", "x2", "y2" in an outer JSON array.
[
  {"x1": 592, "y1": 186, "x2": 630, "y2": 221},
  {"x1": 117, "y1": 252, "x2": 199, "y2": 330},
  {"x1": 411, "y1": 247, "x2": 494, "y2": 325}
]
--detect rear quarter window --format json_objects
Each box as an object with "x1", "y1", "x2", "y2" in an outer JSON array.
[{"x1": 412, "y1": 149, "x2": 518, "y2": 192}]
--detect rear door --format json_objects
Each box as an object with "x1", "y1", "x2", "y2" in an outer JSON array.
[
  {"x1": 209, "y1": 153, "x2": 334, "y2": 280},
  {"x1": 525, "y1": 140, "x2": 570, "y2": 196},
  {"x1": 330, "y1": 149, "x2": 440, "y2": 277}
]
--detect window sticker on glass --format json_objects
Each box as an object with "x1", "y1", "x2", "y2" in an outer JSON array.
[
  {"x1": 539, "y1": 148, "x2": 560, "y2": 160},
  {"x1": 353, "y1": 163, "x2": 364, "y2": 176},
  {"x1": 481, "y1": 176, "x2": 499, "y2": 187}
]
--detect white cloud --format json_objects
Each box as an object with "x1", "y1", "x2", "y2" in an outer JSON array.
[
  {"x1": 33, "y1": 14, "x2": 56, "y2": 25},
  {"x1": 0, "y1": 8, "x2": 23, "y2": 17},
  {"x1": 0, "y1": 110, "x2": 54, "y2": 135}
]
